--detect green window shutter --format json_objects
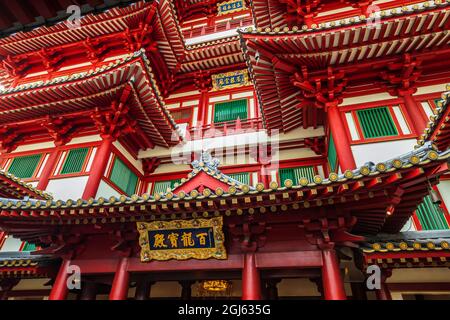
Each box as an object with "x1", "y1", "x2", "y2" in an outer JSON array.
[
  {"x1": 356, "y1": 107, "x2": 398, "y2": 139},
  {"x1": 213, "y1": 99, "x2": 248, "y2": 123},
  {"x1": 328, "y1": 133, "x2": 337, "y2": 172},
  {"x1": 228, "y1": 173, "x2": 250, "y2": 185},
  {"x1": 22, "y1": 242, "x2": 36, "y2": 252},
  {"x1": 153, "y1": 179, "x2": 181, "y2": 195},
  {"x1": 279, "y1": 166, "x2": 315, "y2": 185},
  {"x1": 279, "y1": 168, "x2": 295, "y2": 186},
  {"x1": 415, "y1": 195, "x2": 449, "y2": 230},
  {"x1": 8, "y1": 154, "x2": 42, "y2": 178},
  {"x1": 60, "y1": 148, "x2": 89, "y2": 174},
  {"x1": 110, "y1": 158, "x2": 139, "y2": 196}
]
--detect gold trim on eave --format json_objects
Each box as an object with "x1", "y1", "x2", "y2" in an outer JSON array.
[{"x1": 137, "y1": 217, "x2": 227, "y2": 262}]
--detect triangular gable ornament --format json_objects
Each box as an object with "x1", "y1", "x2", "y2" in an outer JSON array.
[{"x1": 172, "y1": 150, "x2": 254, "y2": 195}]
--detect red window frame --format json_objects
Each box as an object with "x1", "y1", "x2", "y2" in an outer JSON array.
[
  {"x1": 103, "y1": 148, "x2": 143, "y2": 196},
  {"x1": 342, "y1": 102, "x2": 416, "y2": 145}
]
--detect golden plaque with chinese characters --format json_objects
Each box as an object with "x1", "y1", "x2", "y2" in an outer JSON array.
[{"x1": 137, "y1": 217, "x2": 227, "y2": 261}]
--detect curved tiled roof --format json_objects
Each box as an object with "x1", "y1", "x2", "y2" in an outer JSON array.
[
  {"x1": 0, "y1": 170, "x2": 52, "y2": 200},
  {"x1": 242, "y1": 0, "x2": 450, "y2": 35},
  {"x1": 359, "y1": 230, "x2": 450, "y2": 269},
  {"x1": 361, "y1": 230, "x2": 450, "y2": 253},
  {"x1": 0, "y1": 1, "x2": 143, "y2": 39},
  {"x1": 0, "y1": 252, "x2": 58, "y2": 278},
  {"x1": 416, "y1": 84, "x2": 450, "y2": 151},
  {"x1": 239, "y1": 2, "x2": 450, "y2": 132},
  {"x1": 0, "y1": 50, "x2": 183, "y2": 148},
  {"x1": 0, "y1": 143, "x2": 445, "y2": 215}
]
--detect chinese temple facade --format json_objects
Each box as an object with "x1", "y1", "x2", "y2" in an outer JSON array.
[{"x1": 0, "y1": 0, "x2": 450, "y2": 300}]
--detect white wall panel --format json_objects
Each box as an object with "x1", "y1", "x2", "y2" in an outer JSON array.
[
  {"x1": 96, "y1": 180, "x2": 121, "y2": 198},
  {"x1": 345, "y1": 112, "x2": 360, "y2": 141},
  {"x1": 46, "y1": 176, "x2": 89, "y2": 199},
  {"x1": 437, "y1": 181, "x2": 450, "y2": 214},
  {"x1": 392, "y1": 106, "x2": 411, "y2": 134},
  {"x1": 0, "y1": 236, "x2": 22, "y2": 252},
  {"x1": 351, "y1": 139, "x2": 416, "y2": 167}
]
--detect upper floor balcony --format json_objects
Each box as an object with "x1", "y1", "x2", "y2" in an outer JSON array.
[
  {"x1": 188, "y1": 117, "x2": 264, "y2": 139},
  {"x1": 182, "y1": 15, "x2": 253, "y2": 39}
]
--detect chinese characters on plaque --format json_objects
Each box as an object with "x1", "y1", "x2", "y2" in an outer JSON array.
[
  {"x1": 217, "y1": 0, "x2": 246, "y2": 15},
  {"x1": 211, "y1": 69, "x2": 250, "y2": 91},
  {"x1": 150, "y1": 227, "x2": 214, "y2": 250},
  {"x1": 137, "y1": 217, "x2": 227, "y2": 261}
]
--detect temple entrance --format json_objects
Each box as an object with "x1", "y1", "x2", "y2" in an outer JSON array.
[
  {"x1": 126, "y1": 268, "x2": 325, "y2": 300},
  {"x1": 130, "y1": 270, "x2": 241, "y2": 300}
]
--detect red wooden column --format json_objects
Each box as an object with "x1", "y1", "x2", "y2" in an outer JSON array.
[
  {"x1": 242, "y1": 253, "x2": 262, "y2": 300},
  {"x1": 327, "y1": 102, "x2": 356, "y2": 172},
  {"x1": 49, "y1": 259, "x2": 71, "y2": 300},
  {"x1": 321, "y1": 248, "x2": 347, "y2": 300},
  {"x1": 82, "y1": 135, "x2": 114, "y2": 200},
  {"x1": 109, "y1": 258, "x2": 130, "y2": 300},
  {"x1": 399, "y1": 89, "x2": 427, "y2": 136},
  {"x1": 193, "y1": 72, "x2": 212, "y2": 135},
  {"x1": 36, "y1": 148, "x2": 60, "y2": 190},
  {"x1": 376, "y1": 270, "x2": 392, "y2": 300},
  {"x1": 376, "y1": 283, "x2": 392, "y2": 300},
  {"x1": 260, "y1": 165, "x2": 271, "y2": 188},
  {"x1": 197, "y1": 89, "x2": 208, "y2": 126}
]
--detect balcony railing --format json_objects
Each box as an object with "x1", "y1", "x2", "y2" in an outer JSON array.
[
  {"x1": 188, "y1": 117, "x2": 263, "y2": 139},
  {"x1": 182, "y1": 16, "x2": 254, "y2": 39}
]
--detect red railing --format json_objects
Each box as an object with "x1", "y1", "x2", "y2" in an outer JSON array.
[
  {"x1": 188, "y1": 117, "x2": 263, "y2": 138},
  {"x1": 182, "y1": 16, "x2": 254, "y2": 39}
]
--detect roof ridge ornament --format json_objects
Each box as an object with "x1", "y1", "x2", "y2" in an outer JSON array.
[{"x1": 192, "y1": 149, "x2": 220, "y2": 171}]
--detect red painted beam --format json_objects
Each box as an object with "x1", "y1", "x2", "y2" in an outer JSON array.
[
  {"x1": 255, "y1": 251, "x2": 322, "y2": 268},
  {"x1": 388, "y1": 283, "x2": 450, "y2": 292},
  {"x1": 128, "y1": 254, "x2": 243, "y2": 273},
  {"x1": 70, "y1": 251, "x2": 323, "y2": 274}
]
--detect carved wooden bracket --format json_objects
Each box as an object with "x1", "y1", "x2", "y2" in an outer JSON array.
[
  {"x1": 292, "y1": 66, "x2": 347, "y2": 110},
  {"x1": 1, "y1": 55, "x2": 29, "y2": 78},
  {"x1": 37, "y1": 232, "x2": 83, "y2": 259},
  {"x1": 83, "y1": 37, "x2": 107, "y2": 64},
  {"x1": 304, "y1": 137, "x2": 325, "y2": 156},
  {"x1": 123, "y1": 4, "x2": 157, "y2": 52},
  {"x1": 91, "y1": 85, "x2": 136, "y2": 139},
  {"x1": 109, "y1": 227, "x2": 136, "y2": 257},
  {"x1": 142, "y1": 157, "x2": 161, "y2": 175},
  {"x1": 193, "y1": 70, "x2": 213, "y2": 92},
  {"x1": 38, "y1": 48, "x2": 63, "y2": 73},
  {"x1": 0, "y1": 127, "x2": 22, "y2": 153},
  {"x1": 229, "y1": 217, "x2": 269, "y2": 252},
  {"x1": 380, "y1": 54, "x2": 422, "y2": 96},
  {"x1": 41, "y1": 116, "x2": 77, "y2": 146},
  {"x1": 280, "y1": 0, "x2": 322, "y2": 27}
]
